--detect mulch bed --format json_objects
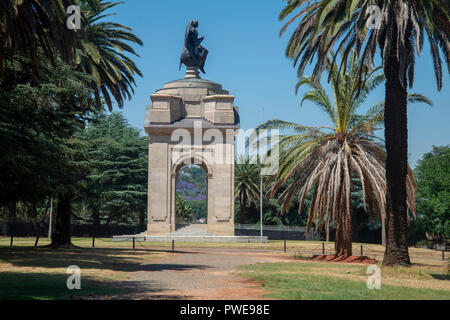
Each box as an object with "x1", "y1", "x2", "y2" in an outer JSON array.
[{"x1": 311, "y1": 254, "x2": 377, "y2": 264}]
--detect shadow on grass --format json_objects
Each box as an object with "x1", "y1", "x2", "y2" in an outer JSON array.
[
  {"x1": 0, "y1": 247, "x2": 208, "y2": 273},
  {"x1": 430, "y1": 273, "x2": 450, "y2": 281},
  {"x1": 0, "y1": 271, "x2": 118, "y2": 300},
  {"x1": 0, "y1": 247, "x2": 205, "y2": 300},
  {"x1": 0, "y1": 271, "x2": 192, "y2": 300}
]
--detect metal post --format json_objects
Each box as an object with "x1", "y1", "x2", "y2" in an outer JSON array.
[
  {"x1": 92, "y1": 236, "x2": 95, "y2": 248},
  {"x1": 133, "y1": 237, "x2": 135, "y2": 249},
  {"x1": 172, "y1": 240, "x2": 175, "y2": 252},
  {"x1": 260, "y1": 172, "x2": 263, "y2": 243},
  {"x1": 284, "y1": 239, "x2": 287, "y2": 253},
  {"x1": 443, "y1": 251, "x2": 445, "y2": 261},
  {"x1": 322, "y1": 242, "x2": 325, "y2": 255},
  {"x1": 260, "y1": 108, "x2": 264, "y2": 243},
  {"x1": 10, "y1": 235, "x2": 13, "y2": 247},
  {"x1": 361, "y1": 245, "x2": 363, "y2": 256},
  {"x1": 34, "y1": 236, "x2": 39, "y2": 248}
]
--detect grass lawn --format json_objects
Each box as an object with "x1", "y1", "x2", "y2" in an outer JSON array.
[
  {"x1": 0, "y1": 272, "x2": 120, "y2": 300},
  {"x1": 0, "y1": 237, "x2": 446, "y2": 266},
  {"x1": 1, "y1": 237, "x2": 448, "y2": 300},
  {"x1": 0, "y1": 238, "x2": 171, "y2": 300},
  {"x1": 239, "y1": 261, "x2": 450, "y2": 300}
]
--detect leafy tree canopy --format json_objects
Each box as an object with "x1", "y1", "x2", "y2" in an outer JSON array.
[
  {"x1": 415, "y1": 145, "x2": 450, "y2": 242},
  {"x1": 74, "y1": 112, "x2": 148, "y2": 226},
  {"x1": 176, "y1": 193, "x2": 194, "y2": 224},
  {"x1": 0, "y1": 51, "x2": 98, "y2": 213}
]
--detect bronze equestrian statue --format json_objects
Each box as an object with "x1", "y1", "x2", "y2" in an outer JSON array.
[{"x1": 179, "y1": 20, "x2": 208, "y2": 74}]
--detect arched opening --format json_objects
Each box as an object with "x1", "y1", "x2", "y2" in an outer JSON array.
[{"x1": 175, "y1": 165, "x2": 208, "y2": 230}]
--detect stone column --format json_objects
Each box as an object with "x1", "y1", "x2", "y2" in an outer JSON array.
[{"x1": 147, "y1": 140, "x2": 171, "y2": 235}]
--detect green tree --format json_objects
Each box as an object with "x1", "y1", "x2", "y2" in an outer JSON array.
[
  {"x1": 280, "y1": 0, "x2": 449, "y2": 266},
  {"x1": 259, "y1": 52, "x2": 425, "y2": 256},
  {"x1": 0, "y1": 51, "x2": 96, "y2": 239},
  {"x1": 235, "y1": 155, "x2": 260, "y2": 225},
  {"x1": 176, "y1": 166, "x2": 207, "y2": 221},
  {"x1": 189, "y1": 200, "x2": 207, "y2": 221},
  {"x1": 415, "y1": 146, "x2": 450, "y2": 247},
  {"x1": 75, "y1": 112, "x2": 148, "y2": 232},
  {"x1": 75, "y1": 0, "x2": 143, "y2": 110},
  {"x1": 176, "y1": 194, "x2": 194, "y2": 224},
  {"x1": 0, "y1": 1, "x2": 142, "y2": 246},
  {"x1": 51, "y1": 0, "x2": 143, "y2": 246},
  {"x1": 0, "y1": 0, "x2": 81, "y2": 78}
]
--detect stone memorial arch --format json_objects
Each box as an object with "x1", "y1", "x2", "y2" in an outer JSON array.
[
  {"x1": 112, "y1": 21, "x2": 268, "y2": 243},
  {"x1": 143, "y1": 69, "x2": 240, "y2": 236}
]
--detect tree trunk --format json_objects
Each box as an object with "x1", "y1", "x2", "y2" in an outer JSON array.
[
  {"x1": 28, "y1": 203, "x2": 38, "y2": 219},
  {"x1": 381, "y1": 214, "x2": 386, "y2": 247},
  {"x1": 240, "y1": 204, "x2": 247, "y2": 225},
  {"x1": 239, "y1": 195, "x2": 247, "y2": 225},
  {"x1": 382, "y1": 22, "x2": 411, "y2": 266},
  {"x1": 48, "y1": 197, "x2": 53, "y2": 239},
  {"x1": 0, "y1": 40, "x2": 4, "y2": 77},
  {"x1": 92, "y1": 207, "x2": 100, "y2": 237},
  {"x1": 335, "y1": 210, "x2": 352, "y2": 257},
  {"x1": 139, "y1": 210, "x2": 146, "y2": 230},
  {"x1": 7, "y1": 200, "x2": 16, "y2": 219},
  {"x1": 51, "y1": 194, "x2": 72, "y2": 246}
]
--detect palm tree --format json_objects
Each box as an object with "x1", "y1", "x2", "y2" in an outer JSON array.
[
  {"x1": 75, "y1": 0, "x2": 143, "y2": 110},
  {"x1": 52, "y1": 0, "x2": 143, "y2": 246},
  {"x1": 0, "y1": 0, "x2": 83, "y2": 78},
  {"x1": 235, "y1": 155, "x2": 260, "y2": 225},
  {"x1": 259, "y1": 52, "x2": 431, "y2": 257},
  {"x1": 176, "y1": 194, "x2": 194, "y2": 224},
  {"x1": 279, "y1": 0, "x2": 449, "y2": 266}
]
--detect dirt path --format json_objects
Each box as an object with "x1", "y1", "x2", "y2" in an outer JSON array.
[{"x1": 104, "y1": 247, "x2": 293, "y2": 300}]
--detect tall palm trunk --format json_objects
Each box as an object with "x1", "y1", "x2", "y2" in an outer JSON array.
[
  {"x1": 382, "y1": 22, "x2": 411, "y2": 266},
  {"x1": 335, "y1": 210, "x2": 352, "y2": 257},
  {"x1": 240, "y1": 196, "x2": 247, "y2": 225},
  {"x1": 51, "y1": 193, "x2": 72, "y2": 246},
  {"x1": 334, "y1": 169, "x2": 352, "y2": 256}
]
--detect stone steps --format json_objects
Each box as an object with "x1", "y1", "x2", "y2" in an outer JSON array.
[
  {"x1": 170, "y1": 224, "x2": 212, "y2": 236},
  {"x1": 113, "y1": 235, "x2": 269, "y2": 243},
  {"x1": 113, "y1": 224, "x2": 269, "y2": 243}
]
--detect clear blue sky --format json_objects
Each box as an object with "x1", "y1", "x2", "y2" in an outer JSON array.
[{"x1": 110, "y1": 0, "x2": 449, "y2": 167}]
